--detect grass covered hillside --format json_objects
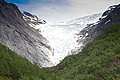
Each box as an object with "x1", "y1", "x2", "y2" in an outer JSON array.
[
  {"x1": 0, "y1": 23, "x2": 120, "y2": 80},
  {"x1": 52, "y1": 23, "x2": 120, "y2": 80},
  {"x1": 0, "y1": 43, "x2": 56, "y2": 80}
]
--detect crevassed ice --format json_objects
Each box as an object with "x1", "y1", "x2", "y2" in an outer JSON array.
[
  {"x1": 36, "y1": 23, "x2": 84, "y2": 65},
  {"x1": 35, "y1": 14, "x2": 101, "y2": 65}
]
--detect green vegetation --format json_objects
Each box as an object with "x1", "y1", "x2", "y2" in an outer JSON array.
[
  {"x1": 52, "y1": 23, "x2": 120, "y2": 80},
  {"x1": 1, "y1": 23, "x2": 120, "y2": 80},
  {"x1": 0, "y1": 43, "x2": 56, "y2": 80}
]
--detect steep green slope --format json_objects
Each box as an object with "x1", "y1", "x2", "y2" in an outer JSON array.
[
  {"x1": 0, "y1": 43, "x2": 56, "y2": 80},
  {"x1": 52, "y1": 23, "x2": 120, "y2": 80},
  {"x1": 0, "y1": 24, "x2": 120, "y2": 80}
]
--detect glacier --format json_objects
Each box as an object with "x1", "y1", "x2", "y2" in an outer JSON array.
[{"x1": 34, "y1": 13, "x2": 101, "y2": 65}]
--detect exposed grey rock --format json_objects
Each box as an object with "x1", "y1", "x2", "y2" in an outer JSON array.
[
  {"x1": 77, "y1": 4, "x2": 120, "y2": 50},
  {"x1": 0, "y1": 1, "x2": 53, "y2": 67},
  {"x1": 23, "y1": 11, "x2": 46, "y2": 27}
]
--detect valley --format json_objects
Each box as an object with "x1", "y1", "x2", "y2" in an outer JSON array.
[
  {"x1": 35, "y1": 13, "x2": 101, "y2": 65},
  {"x1": 0, "y1": 0, "x2": 120, "y2": 80}
]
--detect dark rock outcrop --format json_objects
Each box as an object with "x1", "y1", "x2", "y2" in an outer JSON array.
[
  {"x1": 0, "y1": 1, "x2": 53, "y2": 67},
  {"x1": 78, "y1": 4, "x2": 120, "y2": 50},
  {"x1": 23, "y1": 11, "x2": 46, "y2": 27}
]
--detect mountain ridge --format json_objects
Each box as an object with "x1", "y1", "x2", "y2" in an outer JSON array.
[
  {"x1": 77, "y1": 4, "x2": 120, "y2": 51},
  {"x1": 23, "y1": 11, "x2": 46, "y2": 28},
  {"x1": 0, "y1": 0, "x2": 53, "y2": 67}
]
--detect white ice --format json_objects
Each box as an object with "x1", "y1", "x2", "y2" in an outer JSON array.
[{"x1": 34, "y1": 14, "x2": 101, "y2": 65}]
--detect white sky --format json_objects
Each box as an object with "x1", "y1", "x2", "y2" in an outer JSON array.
[{"x1": 17, "y1": 0, "x2": 120, "y2": 22}]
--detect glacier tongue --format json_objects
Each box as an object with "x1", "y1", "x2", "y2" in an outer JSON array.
[
  {"x1": 36, "y1": 23, "x2": 84, "y2": 65},
  {"x1": 35, "y1": 13, "x2": 101, "y2": 65}
]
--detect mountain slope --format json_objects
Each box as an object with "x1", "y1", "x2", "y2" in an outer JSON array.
[
  {"x1": 0, "y1": 43, "x2": 56, "y2": 80},
  {"x1": 51, "y1": 4, "x2": 120, "y2": 80},
  {"x1": 0, "y1": 1, "x2": 53, "y2": 67},
  {"x1": 52, "y1": 22, "x2": 120, "y2": 80},
  {"x1": 77, "y1": 4, "x2": 120, "y2": 49},
  {"x1": 23, "y1": 11, "x2": 46, "y2": 27}
]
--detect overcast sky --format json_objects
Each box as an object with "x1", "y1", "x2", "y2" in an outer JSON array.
[{"x1": 6, "y1": 0, "x2": 120, "y2": 22}]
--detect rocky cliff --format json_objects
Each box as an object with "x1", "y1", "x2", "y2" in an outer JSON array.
[
  {"x1": 77, "y1": 4, "x2": 120, "y2": 49},
  {"x1": 23, "y1": 11, "x2": 46, "y2": 27},
  {"x1": 0, "y1": 1, "x2": 53, "y2": 67}
]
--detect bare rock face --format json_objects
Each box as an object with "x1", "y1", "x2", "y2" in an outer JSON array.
[
  {"x1": 77, "y1": 4, "x2": 120, "y2": 50},
  {"x1": 0, "y1": 1, "x2": 53, "y2": 67},
  {"x1": 23, "y1": 11, "x2": 46, "y2": 27}
]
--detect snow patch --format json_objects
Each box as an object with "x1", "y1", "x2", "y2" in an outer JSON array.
[{"x1": 105, "y1": 20, "x2": 111, "y2": 25}]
